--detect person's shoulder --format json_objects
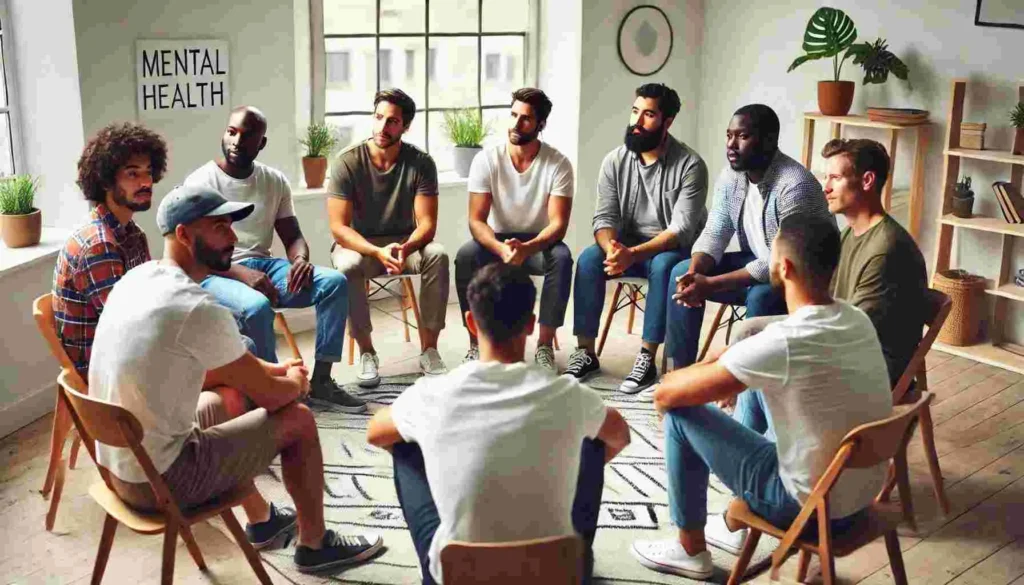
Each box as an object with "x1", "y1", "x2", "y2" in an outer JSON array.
[
  {"x1": 253, "y1": 161, "x2": 289, "y2": 185},
  {"x1": 183, "y1": 160, "x2": 218, "y2": 184},
  {"x1": 335, "y1": 142, "x2": 366, "y2": 165},
  {"x1": 774, "y1": 151, "x2": 819, "y2": 186},
  {"x1": 601, "y1": 144, "x2": 629, "y2": 169},
  {"x1": 401, "y1": 141, "x2": 432, "y2": 162},
  {"x1": 539, "y1": 141, "x2": 568, "y2": 164}
]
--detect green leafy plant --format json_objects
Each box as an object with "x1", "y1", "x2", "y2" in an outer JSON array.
[
  {"x1": 787, "y1": 7, "x2": 859, "y2": 82},
  {"x1": 442, "y1": 109, "x2": 490, "y2": 148},
  {"x1": 1011, "y1": 102, "x2": 1024, "y2": 129},
  {"x1": 0, "y1": 175, "x2": 38, "y2": 215},
  {"x1": 845, "y1": 38, "x2": 910, "y2": 86},
  {"x1": 299, "y1": 123, "x2": 339, "y2": 158},
  {"x1": 954, "y1": 175, "x2": 973, "y2": 198}
]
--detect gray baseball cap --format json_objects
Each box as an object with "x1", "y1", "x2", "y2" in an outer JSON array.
[{"x1": 157, "y1": 185, "x2": 254, "y2": 235}]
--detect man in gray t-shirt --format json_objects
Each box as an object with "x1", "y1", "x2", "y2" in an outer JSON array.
[
  {"x1": 566, "y1": 83, "x2": 708, "y2": 395},
  {"x1": 328, "y1": 89, "x2": 450, "y2": 387}
]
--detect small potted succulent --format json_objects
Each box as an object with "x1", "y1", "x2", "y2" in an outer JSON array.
[
  {"x1": 1012, "y1": 102, "x2": 1024, "y2": 155},
  {"x1": 951, "y1": 175, "x2": 974, "y2": 219},
  {"x1": 299, "y1": 122, "x2": 339, "y2": 189},
  {"x1": 0, "y1": 174, "x2": 41, "y2": 248},
  {"x1": 443, "y1": 109, "x2": 490, "y2": 178}
]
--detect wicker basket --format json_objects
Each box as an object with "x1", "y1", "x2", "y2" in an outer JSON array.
[{"x1": 932, "y1": 269, "x2": 987, "y2": 346}]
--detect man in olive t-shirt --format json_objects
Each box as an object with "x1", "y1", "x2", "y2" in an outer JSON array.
[{"x1": 328, "y1": 89, "x2": 450, "y2": 388}]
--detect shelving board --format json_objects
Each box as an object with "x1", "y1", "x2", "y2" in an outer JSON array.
[
  {"x1": 940, "y1": 214, "x2": 1024, "y2": 236},
  {"x1": 985, "y1": 283, "x2": 1024, "y2": 303},
  {"x1": 945, "y1": 147, "x2": 1024, "y2": 166},
  {"x1": 803, "y1": 113, "x2": 929, "y2": 130},
  {"x1": 933, "y1": 341, "x2": 1024, "y2": 375}
]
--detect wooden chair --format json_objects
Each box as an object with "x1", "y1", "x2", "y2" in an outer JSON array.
[
  {"x1": 596, "y1": 277, "x2": 647, "y2": 356},
  {"x1": 724, "y1": 392, "x2": 934, "y2": 585},
  {"x1": 697, "y1": 302, "x2": 746, "y2": 362},
  {"x1": 273, "y1": 310, "x2": 303, "y2": 360},
  {"x1": 440, "y1": 534, "x2": 582, "y2": 585},
  {"x1": 348, "y1": 275, "x2": 424, "y2": 365},
  {"x1": 56, "y1": 369, "x2": 273, "y2": 585},
  {"x1": 32, "y1": 293, "x2": 87, "y2": 531}
]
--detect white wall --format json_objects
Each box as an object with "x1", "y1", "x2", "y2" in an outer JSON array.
[{"x1": 537, "y1": 0, "x2": 582, "y2": 177}]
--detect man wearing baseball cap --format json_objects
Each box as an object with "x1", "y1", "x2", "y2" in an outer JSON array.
[{"x1": 88, "y1": 185, "x2": 383, "y2": 572}]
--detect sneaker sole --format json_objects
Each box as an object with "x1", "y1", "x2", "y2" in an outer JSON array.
[
  {"x1": 308, "y1": 397, "x2": 368, "y2": 414},
  {"x1": 566, "y1": 368, "x2": 600, "y2": 383},
  {"x1": 618, "y1": 379, "x2": 656, "y2": 394},
  {"x1": 294, "y1": 538, "x2": 384, "y2": 574},
  {"x1": 630, "y1": 546, "x2": 713, "y2": 580},
  {"x1": 249, "y1": 517, "x2": 298, "y2": 550},
  {"x1": 357, "y1": 376, "x2": 381, "y2": 388},
  {"x1": 706, "y1": 533, "x2": 745, "y2": 556}
]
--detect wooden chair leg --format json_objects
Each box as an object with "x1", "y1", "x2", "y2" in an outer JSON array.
[
  {"x1": 894, "y1": 451, "x2": 917, "y2": 532},
  {"x1": 348, "y1": 326, "x2": 356, "y2": 366},
  {"x1": 274, "y1": 312, "x2": 302, "y2": 361},
  {"x1": 726, "y1": 528, "x2": 761, "y2": 585},
  {"x1": 697, "y1": 303, "x2": 728, "y2": 362},
  {"x1": 919, "y1": 404, "x2": 951, "y2": 514},
  {"x1": 725, "y1": 311, "x2": 736, "y2": 345},
  {"x1": 180, "y1": 525, "x2": 207, "y2": 571},
  {"x1": 90, "y1": 514, "x2": 118, "y2": 585},
  {"x1": 220, "y1": 510, "x2": 274, "y2": 585},
  {"x1": 877, "y1": 462, "x2": 897, "y2": 503},
  {"x1": 597, "y1": 283, "x2": 624, "y2": 356},
  {"x1": 402, "y1": 279, "x2": 426, "y2": 351},
  {"x1": 796, "y1": 549, "x2": 812, "y2": 583},
  {"x1": 69, "y1": 434, "x2": 82, "y2": 470},
  {"x1": 45, "y1": 463, "x2": 65, "y2": 531},
  {"x1": 161, "y1": 520, "x2": 178, "y2": 585},
  {"x1": 553, "y1": 334, "x2": 560, "y2": 351},
  {"x1": 884, "y1": 530, "x2": 909, "y2": 585},
  {"x1": 399, "y1": 280, "x2": 412, "y2": 343},
  {"x1": 43, "y1": 387, "x2": 73, "y2": 497},
  {"x1": 626, "y1": 286, "x2": 637, "y2": 334},
  {"x1": 818, "y1": 509, "x2": 836, "y2": 585}
]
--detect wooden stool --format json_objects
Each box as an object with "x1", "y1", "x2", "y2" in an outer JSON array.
[{"x1": 348, "y1": 276, "x2": 424, "y2": 365}]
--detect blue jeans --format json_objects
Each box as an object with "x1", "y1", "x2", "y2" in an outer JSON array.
[
  {"x1": 666, "y1": 251, "x2": 787, "y2": 368},
  {"x1": 201, "y1": 257, "x2": 347, "y2": 363},
  {"x1": 393, "y1": 440, "x2": 605, "y2": 585},
  {"x1": 573, "y1": 243, "x2": 685, "y2": 345},
  {"x1": 734, "y1": 389, "x2": 777, "y2": 443}
]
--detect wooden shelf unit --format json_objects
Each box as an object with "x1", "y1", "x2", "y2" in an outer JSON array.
[{"x1": 931, "y1": 79, "x2": 1024, "y2": 372}]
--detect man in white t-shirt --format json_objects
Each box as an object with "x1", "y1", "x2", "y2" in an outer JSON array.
[
  {"x1": 185, "y1": 106, "x2": 362, "y2": 413},
  {"x1": 90, "y1": 185, "x2": 383, "y2": 573},
  {"x1": 366, "y1": 264, "x2": 631, "y2": 584},
  {"x1": 455, "y1": 88, "x2": 574, "y2": 371},
  {"x1": 631, "y1": 216, "x2": 892, "y2": 580}
]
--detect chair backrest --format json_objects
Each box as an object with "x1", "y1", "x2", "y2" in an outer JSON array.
[
  {"x1": 440, "y1": 534, "x2": 582, "y2": 585},
  {"x1": 33, "y1": 294, "x2": 86, "y2": 385},
  {"x1": 891, "y1": 289, "x2": 951, "y2": 404},
  {"x1": 837, "y1": 392, "x2": 933, "y2": 471}
]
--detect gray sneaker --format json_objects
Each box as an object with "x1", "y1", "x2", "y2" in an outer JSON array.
[
  {"x1": 358, "y1": 352, "x2": 381, "y2": 388},
  {"x1": 535, "y1": 345, "x2": 557, "y2": 373},
  {"x1": 419, "y1": 347, "x2": 448, "y2": 375},
  {"x1": 310, "y1": 377, "x2": 367, "y2": 413}
]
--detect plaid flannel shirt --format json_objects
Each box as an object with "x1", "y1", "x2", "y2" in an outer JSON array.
[{"x1": 52, "y1": 204, "x2": 150, "y2": 375}]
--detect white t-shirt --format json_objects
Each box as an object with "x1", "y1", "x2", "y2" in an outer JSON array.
[
  {"x1": 90, "y1": 261, "x2": 247, "y2": 483},
  {"x1": 467, "y1": 142, "x2": 574, "y2": 234},
  {"x1": 390, "y1": 360, "x2": 607, "y2": 584},
  {"x1": 184, "y1": 161, "x2": 295, "y2": 262},
  {"x1": 719, "y1": 301, "x2": 893, "y2": 519},
  {"x1": 741, "y1": 181, "x2": 772, "y2": 261}
]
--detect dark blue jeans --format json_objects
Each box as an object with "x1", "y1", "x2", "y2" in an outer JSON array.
[
  {"x1": 392, "y1": 440, "x2": 605, "y2": 585},
  {"x1": 666, "y1": 251, "x2": 786, "y2": 368}
]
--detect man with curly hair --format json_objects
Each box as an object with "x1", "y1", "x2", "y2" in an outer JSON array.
[{"x1": 52, "y1": 122, "x2": 167, "y2": 378}]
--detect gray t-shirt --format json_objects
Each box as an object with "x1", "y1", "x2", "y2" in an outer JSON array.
[{"x1": 328, "y1": 141, "x2": 439, "y2": 237}]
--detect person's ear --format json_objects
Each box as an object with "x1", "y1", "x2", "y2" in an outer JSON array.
[
  {"x1": 466, "y1": 311, "x2": 479, "y2": 338},
  {"x1": 780, "y1": 257, "x2": 795, "y2": 282},
  {"x1": 538, "y1": 119, "x2": 547, "y2": 133},
  {"x1": 258, "y1": 136, "x2": 268, "y2": 152},
  {"x1": 861, "y1": 170, "x2": 877, "y2": 194},
  {"x1": 663, "y1": 115, "x2": 675, "y2": 132}
]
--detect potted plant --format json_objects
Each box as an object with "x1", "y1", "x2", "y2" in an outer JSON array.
[
  {"x1": 443, "y1": 109, "x2": 490, "y2": 178},
  {"x1": 788, "y1": 7, "x2": 859, "y2": 116},
  {"x1": 0, "y1": 175, "x2": 41, "y2": 248},
  {"x1": 846, "y1": 38, "x2": 909, "y2": 88},
  {"x1": 299, "y1": 122, "x2": 338, "y2": 189},
  {"x1": 951, "y1": 175, "x2": 974, "y2": 219},
  {"x1": 1011, "y1": 102, "x2": 1024, "y2": 155}
]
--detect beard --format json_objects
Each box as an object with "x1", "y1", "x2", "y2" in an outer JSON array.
[
  {"x1": 373, "y1": 130, "x2": 400, "y2": 149},
  {"x1": 111, "y1": 184, "x2": 152, "y2": 212},
  {"x1": 624, "y1": 123, "x2": 664, "y2": 154},
  {"x1": 194, "y1": 236, "x2": 233, "y2": 272},
  {"x1": 222, "y1": 140, "x2": 254, "y2": 169},
  {"x1": 509, "y1": 127, "x2": 539, "y2": 146},
  {"x1": 729, "y1": 147, "x2": 771, "y2": 172}
]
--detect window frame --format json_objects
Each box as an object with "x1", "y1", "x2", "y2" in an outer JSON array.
[{"x1": 0, "y1": 0, "x2": 25, "y2": 177}]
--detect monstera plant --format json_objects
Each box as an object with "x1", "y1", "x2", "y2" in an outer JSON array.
[{"x1": 788, "y1": 6, "x2": 859, "y2": 115}]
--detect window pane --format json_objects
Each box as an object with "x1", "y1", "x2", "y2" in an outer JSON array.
[
  {"x1": 380, "y1": 38, "x2": 425, "y2": 109},
  {"x1": 483, "y1": 0, "x2": 530, "y2": 31},
  {"x1": 0, "y1": 39, "x2": 8, "y2": 108},
  {"x1": 325, "y1": 38, "x2": 376, "y2": 113},
  {"x1": 0, "y1": 114, "x2": 14, "y2": 176},
  {"x1": 327, "y1": 114, "x2": 374, "y2": 153},
  {"x1": 380, "y1": 49, "x2": 393, "y2": 85},
  {"x1": 403, "y1": 112, "x2": 427, "y2": 152},
  {"x1": 429, "y1": 0, "x2": 478, "y2": 33},
  {"x1": 323, "y1": 0, "x2": 376, "y2": 35},
  {"x1": 380, "y1": 0, "x2": 425, "y2": 33},
  {"x1": 427, "y1": 111, "x2": 459, "y2": 173},
  {"x1": 428, "y1": 37, "x2": 478, "y2": 108},
  {"x1": 481, "y1": 107, "x2": 508, "y2": 149},
  {"x1": 481, "y1": 36, "x2": 523, "y2": 106}
]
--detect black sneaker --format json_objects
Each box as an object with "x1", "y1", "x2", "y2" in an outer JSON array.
[
  {"x1": 310, "y1": 377, "x2": 367, "y2": 413},
  {"x1": 620, "y1": 349, "x2": 657, "y2": 394},
  {"x1": 245, "y1": 503, "x2": 297, "y2": 550},
  {"x1": 293, "y1": 529, "x2": 384, "y2": 573},
  {"x1": 565, "y1": 348, "x2": 600, "y2": 382}
]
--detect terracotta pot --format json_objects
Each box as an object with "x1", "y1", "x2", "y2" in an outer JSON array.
[
  {"x1": 302, "y1": 156, "x2": 328, "y2": 189},
  {"x1": 0, "y1": 208, "x2": 42, "y2": 248},
  {"x1": 817, "y1": 81, "x2": 856, "y2": 116}
]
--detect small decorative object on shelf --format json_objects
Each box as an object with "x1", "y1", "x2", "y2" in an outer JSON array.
[
  {"x1": 299, "y1": 122, "x2": 339, "y2": 189},
  {"x1": 951, "y1": 175, "x2": 975, "y2": 218},
  {"x1": 866, "y1": 107, "x2": 928, "y2": 124},
  {"x1": 961, "y1": 122, "x2": 986, "y2": 150},
  {"x1": 0, "y1": 174, "x2": 41, "y2": 248},
  {"x1": 992, "y1": 181, "x2": 1024, "y2": 223},
  {"x1": 1011, "y1": 102, "x2": 1024, "y2": 129},
  {"x1": 932, "y1": 269, "x2": 986, "y2": 347},
  {"x1": 1014, "y1": 269, "x2": 1024, "y2": 288}
]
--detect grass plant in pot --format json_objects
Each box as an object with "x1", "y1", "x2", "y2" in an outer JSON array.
[
  {"x1": 951, "y1": 175, "x2": 974, "y2": 219},
  {"x1": 300, "y1": 122, "x2": 339, "y2": 189},
  {"x1": 1011, "y1": 102, "x2": 1024, "y2": 155},
  {"x1": 0, "y1": 175, "x2": 41, "y2": 248},
  {"x1": 443, "y1": 109, "x2": 490, "y2": 178}
]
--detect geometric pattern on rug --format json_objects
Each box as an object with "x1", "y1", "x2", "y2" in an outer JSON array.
[{"x1": 230, "y1": 374, "x2": 780, "y2": 584}]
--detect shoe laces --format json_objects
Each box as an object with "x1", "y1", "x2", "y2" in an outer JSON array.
[
  {"x1": 323, "y1": 530, "x2": 367, "y2": 549},
  {"x1": 359, "y1": 353, "x2": 378, "y2": 376},
  {"x1": 464, "y1": 345, "x2": 479, "y2": 362},
  {"x1": 422, "y1": 348, "x2": 445, "y2": 370},
  {"x1": 535, "y1": 346, "x2": 555, "y2": 368},
  {"x1": 628, "y1": 352, "x2": 653, "y2": 380},
  {"x1": 566, "y1": 349, "x2": 592, "y2": 372}
]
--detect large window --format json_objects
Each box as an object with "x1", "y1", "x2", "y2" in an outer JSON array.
[
  {"x1": 0, "y1": 6, "x2": 19, "y2": 176},
  {"x1": 319, "y1": 0, "x2": 533, "y2": 172}
]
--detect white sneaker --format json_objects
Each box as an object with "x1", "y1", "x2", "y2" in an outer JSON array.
[
  {"x1": 419, "y1": 348, "x2": 448, "y2": 376},
  {"x1": 535, "y1": 345, "x2": 557, "y2": 373},
  {"x1": 631, "y1": 539, "x2": 713, "y2": 580},
  {"x1": 705, "y1": 513, "x2": 748, "y2": 555},
  {"x1": 357, "y1": 352, "x2": 380, "y2": 388}
]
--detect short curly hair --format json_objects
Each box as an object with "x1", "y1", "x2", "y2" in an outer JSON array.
[{"x1": 77, "y1": 122, "x2": 168, "y2": 203}]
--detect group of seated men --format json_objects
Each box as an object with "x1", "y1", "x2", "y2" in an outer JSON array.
[{"x1": 50, "y1": 79, "x2": 928, "y2": 581}]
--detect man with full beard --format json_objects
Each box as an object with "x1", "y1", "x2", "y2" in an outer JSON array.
[
  {"x1": 186, "y1": 106, "x2": 361, "y2": 413},
  {"x1": 566, "y1": 83, "x2": 708, "y2": 394},
  {"x1": 455, "y1": 88, "x2": 574, "y2": 372},
  {"x1": 329, "y1": 89, "x2": 449, "y2": 387}
]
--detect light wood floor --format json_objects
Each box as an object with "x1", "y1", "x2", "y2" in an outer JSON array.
[{"x1": 2, "y1": 298, "x2": 1023, "y2": 584}]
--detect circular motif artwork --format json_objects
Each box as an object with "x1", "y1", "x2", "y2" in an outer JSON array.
[{"x1": 617, "y1": 5, "x2": 674, "y2": 77}]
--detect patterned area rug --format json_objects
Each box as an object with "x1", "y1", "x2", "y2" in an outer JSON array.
[{"x1": 236, "y1": 374, "x2": 779, "y2": 584}]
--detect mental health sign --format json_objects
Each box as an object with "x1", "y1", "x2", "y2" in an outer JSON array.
[{"x1": 136, "y1": 39, "x2": 229, "y2": 116}]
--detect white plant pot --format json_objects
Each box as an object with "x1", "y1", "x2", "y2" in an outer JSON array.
[{"x1": 453, "y1": 146, "x2": 481, "y2": 178}]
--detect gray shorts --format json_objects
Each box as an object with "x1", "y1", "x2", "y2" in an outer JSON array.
[{"x1": 111, "y1": 390, "x2": 279, "y2": 512}]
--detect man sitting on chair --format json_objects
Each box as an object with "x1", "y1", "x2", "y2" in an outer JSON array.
[
  {"x1": 329, "y1": 88, "x2": 450, "y2": 387},
  {"x1": 89, "y1": 186, "x2": 383, "y2": 573},
  {"x1": 567, "y1": 83, "x2": 709, "y2": 393},
  {"x1": 456, "y1": 87, "x2": 574, "y2": 372},
  {"x1": 366, "y1": 264, "x2": 631, "y2": 585},
  {"x1": 185, "y1": 106, "x2": 361, "y2": 412},
  {"x1": 631, "y1": 216, "x2": 892, "y2": 580}
]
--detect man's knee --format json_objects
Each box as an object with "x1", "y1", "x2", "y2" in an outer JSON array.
[
  {"x1": 422, "y1": 242, "x2": 449, "y2": 268},
  {"x1": 241, "y1": 295, "x2": 275, "y2": 327},
  {"x1": 272, "y1": 401, "x2": 319, "y2": 445},
  {"x1": 548, "y1": 243, "x2": 574, "y2": 273},
  {"x1": 576, "y1": 245, "x2": 605, "y2": 275},
  {"x1": 455, "y1": 240, "x2": 483, "y2": 270},
  {"x1": 669, "y1": 258, "x2": 693, "y2": 282},
  {"x1": 318, "y1": 269, "x2": 348, "y2": 302},
  {"x1": 650, "y1": 251, "x2": 683, "y2": 276},
  {"x1": 745, "y1": 284, "x2": 784, "y2": 314}
]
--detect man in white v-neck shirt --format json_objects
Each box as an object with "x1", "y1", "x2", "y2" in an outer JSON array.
[{"x1": 455, "y1": 88, "x2": 575, "y2": 372}]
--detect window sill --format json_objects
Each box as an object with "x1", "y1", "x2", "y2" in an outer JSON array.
[
  {"x1": 292, "y1": 171, "x2": 468, "y2": 201},
  {"x1": 0, "y1": 227, "x2": 71, "y2": 278}
]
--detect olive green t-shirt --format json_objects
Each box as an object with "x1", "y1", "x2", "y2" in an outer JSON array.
[
  {"x1": 832, "y1": 214, "x2": 928, "y2": 387},
  {"x1": 328, "y1": 141, "x2": 439, "y2": 237}
]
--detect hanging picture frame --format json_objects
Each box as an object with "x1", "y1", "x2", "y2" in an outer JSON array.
[
  {"x1": 617, "y1": 5, "x2": 674, "y2": 77},
  {"x1": 975, "y1": 0, "x2": 1024, "y2": 30}
]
